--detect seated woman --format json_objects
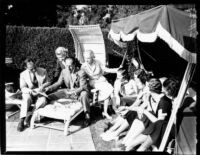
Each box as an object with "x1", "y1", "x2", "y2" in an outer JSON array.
[
  {"x1": 122, "y1": 78, "x2": 179, "y2": 151},
  {"x1": 100, "y1": 69, "x2": 149, "y2": 142},
  {"x1": 112, "y1": 68, "x2": 138, "y2": 111},
  {"x1": 112, "y1": 78, "x2": 166, "y2": 151},
  {"x1": 81, "y1": 50, "x2": 120, "y2": 120}
]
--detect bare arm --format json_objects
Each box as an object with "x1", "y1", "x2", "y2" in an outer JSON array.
[
  {"x1": 143, "y1": 109, "x2": 167, "y2": 123},
  {"x1": 99, "y1": 61, "x2": 118, "y2": 74}
]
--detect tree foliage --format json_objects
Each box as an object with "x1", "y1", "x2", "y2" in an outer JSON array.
[{"x1": 5, "y1": 3, "x2": 195, "y2": 30}]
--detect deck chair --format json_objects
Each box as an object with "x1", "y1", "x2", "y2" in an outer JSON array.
[
  {"x1": 30, "y1": 88, "x2": 101, "y2": 135},
  {"x1": 5, "y1": 83, "x2": 22, "y2": 119},
  {"x1": 30, "y1": 25, "x2": 107, "y2": 135}
]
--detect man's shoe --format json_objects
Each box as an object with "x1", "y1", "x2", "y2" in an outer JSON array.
[
  {"x1": 17, "y1": 120, "x2": 25, "y2": 132},
  {"x1": 24, "y1": 113, "x2": 32, "y2": 128},
  {"x1": 83, "y1": 118, "x2": 91, "y2": 127}
]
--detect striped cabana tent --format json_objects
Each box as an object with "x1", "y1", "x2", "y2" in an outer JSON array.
[{"x1": 108, "y1": 5, "x2": 197, "y2": 154}]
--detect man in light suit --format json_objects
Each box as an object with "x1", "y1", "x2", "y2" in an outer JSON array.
[
  {"x1": 17, "y1": 57, "x2": 50, "y2": 132},
  {"x1": 45, "y1": 57, "x2": 91, "y2": 127}
]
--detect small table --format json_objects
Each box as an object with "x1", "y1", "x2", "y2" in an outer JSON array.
[{"x1": 30, "y1": 99, "x2": 83, "y2": 136}]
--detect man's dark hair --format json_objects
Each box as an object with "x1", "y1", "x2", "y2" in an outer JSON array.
[
  {"x1": 148, "y1": 78, "x2": 162, "y2": 94},
  {"x1": 163, "y1": 78, "x2": 180, "y2": 98},
  {"x1": 24, "y1": 57, "x2": 35, "y2": 67},
  {"x1": 66, "y1": 57, "x2": 81, "y2": 69}
]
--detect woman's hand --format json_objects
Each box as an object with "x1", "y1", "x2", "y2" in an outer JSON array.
[
  {"x1": 158, "y1": 112, "x2": 167, "y2": 120},
  {"x1": 137, "y1": 107, "x2": 145, "y2": 119}
]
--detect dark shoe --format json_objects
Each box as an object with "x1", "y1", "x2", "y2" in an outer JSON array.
[
  {"x1": 24, "y1": 113, "x2": 32, "y2": 128},
  {"x1": 17, "y1": 119, "x2": 25, "y2": 132},
  {"x1": 82, "y1": 113, "x2": 91, "y2": 127},
  {"x1": 83, "y1": 119, "x2": 91, "y2": 127}
]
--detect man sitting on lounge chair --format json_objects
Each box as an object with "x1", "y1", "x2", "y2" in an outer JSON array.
[{"x1": 45, "y1": 57, "x2": 92, "y2": 127}]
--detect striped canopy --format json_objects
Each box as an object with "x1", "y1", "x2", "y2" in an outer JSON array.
[{"x1": 108, "y1": 5, "x2": 197, "y2": 63}]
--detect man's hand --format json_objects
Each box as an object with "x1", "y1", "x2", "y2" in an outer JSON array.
[
  {"x1": 44, "y1": 87, "x2": 50, "y2": 93},
  {"x1": 38, "y1": 86, "x2": 45, "y2": 92},
  {"x1": 67, "y1": 90, "x2": 76, "y2": 95},
  {"x1": 31, "y1": 89, "x2": 38, "y2": 96}
]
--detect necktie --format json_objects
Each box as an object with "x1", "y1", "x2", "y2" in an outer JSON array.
[{"x1": 32, "y1": 71, "x2": 38, "y2": 87}]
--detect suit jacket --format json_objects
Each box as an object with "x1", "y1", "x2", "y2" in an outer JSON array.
[
  {"x1": 48, "y1": 67, "x2": 90, "y2": 95},
  {"x1": 20, "y1": 67, "x2": 50, "y2": 94},
  {"x1": 52, "y1": 59, "x2": 66, "y2": 83}
]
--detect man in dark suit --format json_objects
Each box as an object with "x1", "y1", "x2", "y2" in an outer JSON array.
[{"x1": 45, "y1": 57, "x2": 91, "y2": 127}]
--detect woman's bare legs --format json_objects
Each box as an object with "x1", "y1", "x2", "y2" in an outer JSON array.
[
  {"x1": 103, "y1": 98, "x2": 112, "y2": 120},
  {"x1": 136, "y1": 135, "x2": 153, "y2": 151},
  {"x1": 125, "y1": 134, "x2": 148, "y2": 151},
  {"x1": 111, "y1": 120, "x2": 129, "y2": 137},
  {"x1": 106, "y1": 116, "x2": 125, "y2": 133},
  {"x1": 123, "y1": 119, "x2": 145, "y2": 146}
]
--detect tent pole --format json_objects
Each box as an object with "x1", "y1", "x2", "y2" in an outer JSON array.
[
  {"x1": 136, "y1": 38, "x2": 146, "y2": 71},
  {"x1": 158, "y1": 62, "x2": 196, "y2": 151},
  {"x1": 120, "y1": 47, "x2": 128, "y2": 67}
]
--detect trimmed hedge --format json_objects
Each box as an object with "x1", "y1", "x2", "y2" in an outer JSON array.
[{"x1": 6, "y1": 26, "x2": 123, "y2": 80}]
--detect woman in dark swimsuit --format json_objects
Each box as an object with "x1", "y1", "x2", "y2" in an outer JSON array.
[{"x1": 124, "y1": 78, "x2": 179, "y2": 151}]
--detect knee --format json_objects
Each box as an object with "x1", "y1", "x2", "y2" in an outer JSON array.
[
  {"x1": 36, "y1": 97, "x2": 47, "y2": 108},
  {"x1": 80, "y1": 91, "x2": 89, "y2": 99},
  {"x1": 37, "y1": 97, "x2": 47, "y2": 104},
  {"x1": 22, "y1": 93, "x2": 32, "y2": 102}
]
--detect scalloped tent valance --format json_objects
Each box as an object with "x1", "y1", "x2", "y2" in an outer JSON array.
[{"x1": 108, "y1": 5, "x2": 197, "y2": 63}]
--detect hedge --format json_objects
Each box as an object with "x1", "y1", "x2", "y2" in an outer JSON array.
[{"x1": 6, "y1": 25, "x2": 123, "y2": 80}]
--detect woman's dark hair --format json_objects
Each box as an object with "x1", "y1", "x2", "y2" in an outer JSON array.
[
  {"x1": 134, "y1": 69, "x2": 148, "y2": 85},
  {"x1": 148, "y1": 78, "x2": 162, "y2": 94},
  {"x1": 163, "y1": 78, "x2": 180, "y2": 98}
]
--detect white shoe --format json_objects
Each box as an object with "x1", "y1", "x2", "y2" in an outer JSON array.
[
  {"x1": 102, "y1": 133, "x2": 118, "y2": 142},
  {"x1": 100, "y1": 132, "x2": 106, "y2": 138}
]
